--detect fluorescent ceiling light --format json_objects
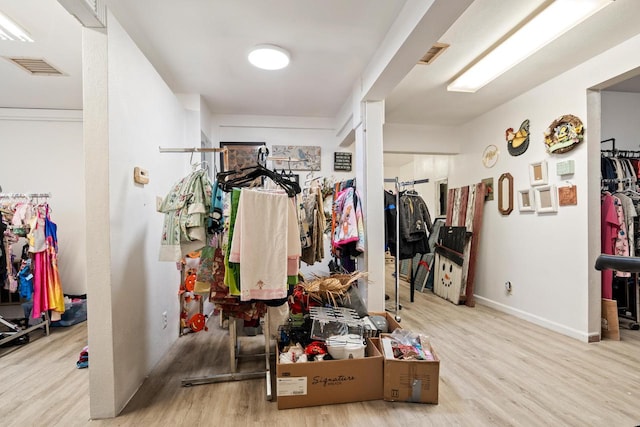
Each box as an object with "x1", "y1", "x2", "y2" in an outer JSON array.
[
  {"x1": 248, "y1": 44, "x2": 290, "y2": 70},
  {"x1": 448, "y1": 0, "x2": 613, "y2": 93},
  {"x1": 0, "y1": 11, "x2": 34, "y2": 42}
]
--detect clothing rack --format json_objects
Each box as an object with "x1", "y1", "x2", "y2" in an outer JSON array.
[
  {"x1": 1, "y1": 192, "x2": 52, "y2": 351},
  {"x1": 158, "y1": 151, "x2": 273, "y2": 399},
  {"x1": 383, "y1": 177, "x2": 429, "y2": 321},
  {"x1": 600, "y1": 148, "x2": 640, "y2": 329}
]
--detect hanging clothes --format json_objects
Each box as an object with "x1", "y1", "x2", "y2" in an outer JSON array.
[
  {"x1": 332, "y1": 186, "x2": 365, "y2": 257},
  {"x1": 229, "y1": 189, "x2": 301, "y2": 302},
  {"x1": 31, "y1": 206, "x2": 64, "y2": 319},
  {"x1": 300, "y1": 186, "x2": 326, "y2": 266},
  {"x1": 601, "y1": 193, "x2": 619, "y2": 300},
  {"x1": 158, "y1": 169, "x2": 213, "y2": 262},
  {"x1": 385, "y1": 190, "x2": 433, "y2": 260}
]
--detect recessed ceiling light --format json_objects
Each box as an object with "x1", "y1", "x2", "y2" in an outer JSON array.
[
  {"x1": 248, "y1": 44, "x2": 290, "y2": 70},
  {"x1": 0, "y1": 11, "x2": 34, "y2": 42}
]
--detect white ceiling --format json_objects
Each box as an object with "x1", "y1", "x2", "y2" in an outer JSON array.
[{"x1": 1, "y1": 0, "x2": 640, "y2": 126}]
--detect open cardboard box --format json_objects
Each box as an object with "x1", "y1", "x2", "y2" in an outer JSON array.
[
  {"x1": 378, "y1": 335, "x2": 440, "y2": 404},
  {"x1": 368, "y1": 311, "x2": 402, "y2": 334},
  {"x1": 276, "y1": 338, "x2": 383, "y2": 409}
]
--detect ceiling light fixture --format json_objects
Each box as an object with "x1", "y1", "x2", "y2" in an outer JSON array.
[
  {"x1": 0, "y1": 11, "x2": 34, "y2": 42},
  {"x1": 248, "y1": 44, "x2": 290, "y2": 70},
  {"x1": 447, "y1": 0, "x2": 613, "y2": 93}
]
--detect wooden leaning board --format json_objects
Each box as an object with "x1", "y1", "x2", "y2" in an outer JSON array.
[{"x1": 437, "y1": 182, "x2": 486, "y2": 307}]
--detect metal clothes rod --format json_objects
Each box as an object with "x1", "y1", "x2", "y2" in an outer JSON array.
[
  {"x1": 399, "y1": 178, "x2": 430, "y2": 187},
  {"x1": 159, "y1": 146, "x2": 228, "y2": 170},
  {"x1": 0, "y1": 193, "x2": 51, "y2": 199},
  {"x1": 601, "y1": 138, "x2": 616, "y2": 151},
  {"x1": 158, "y1": 146, "x2": 228, "y2": 153}
]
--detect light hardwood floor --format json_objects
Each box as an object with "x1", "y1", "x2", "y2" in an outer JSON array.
[{"x1": 2, "y1": 271, "x2": 640, "y2": 427}]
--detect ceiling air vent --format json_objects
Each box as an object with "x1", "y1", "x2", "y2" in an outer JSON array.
[
  {"x1": 5, "y1": 57, "x2": 65, "y2": 76},
  {"x1": 418, "y1": 43, "x2": 450, "y2": 65}
]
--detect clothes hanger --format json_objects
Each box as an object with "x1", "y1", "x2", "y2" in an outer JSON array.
[{"x1": 217, "y1": 162, "x2": 301, "y2": 197}]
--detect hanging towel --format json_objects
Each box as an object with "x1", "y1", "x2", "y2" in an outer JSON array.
[{"x1": 230, "y1": 189, "x2": 300, "y2": 301}]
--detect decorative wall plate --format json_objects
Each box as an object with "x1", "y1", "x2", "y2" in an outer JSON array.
[
  {"x1": 544, "y1": 114, "x2": 584, "y2": 154},
  {"x1": 482, "y1": 144, "x2": 499, "y2": 168},
  {"x1": 506, "y1": 119, "x2": 530, "y2": 156}
]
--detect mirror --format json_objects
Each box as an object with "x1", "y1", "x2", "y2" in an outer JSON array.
[{"x1": 498, "y1": 173, "x2": 513, "y2": 215}]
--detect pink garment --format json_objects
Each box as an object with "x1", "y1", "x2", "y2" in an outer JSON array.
[
  {"x1": 613, "y1": 196, "x2": 631, "y2": 278},
  {"x1": 601, "y1": 194, "x2": 619, "y2": 300},
  {"x1": 32, "y1": 252, "x2": 49, "y2": 318}
]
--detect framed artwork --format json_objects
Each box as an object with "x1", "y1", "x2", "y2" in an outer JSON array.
[
  {"x1": 544, "y1": 114, "x2": 584, "y2": 154},
  {"x1": 534, "y1": 185, "x2": 558, "y2": 214},
  {"x1": 518, "y1": 188, "x2": 535, "y2": 212},
  {"x1": 529, "y1": 160, "x2": 548, "y2": 186},
  {"x1": 219, "y1": 141, "x2": 265, "y2": 171},
  {"x1": 481, "y1": 177, "x2": 494, "y2": 201},
  {"x1": 271, "y1": 145, "x2": 321, "y2": 171},
  {"x1": 482, "y1": 144, "x2": 499, "y2": 168},
  {"x1": 558, "y1": 185, "x2": 577, "y2": 206},
  {"x1": 498, "y1": 173, "x2": 513, "y2": 215},
  {"x1": 506, "y1": 119, "x2": 530, "y2": 156}
]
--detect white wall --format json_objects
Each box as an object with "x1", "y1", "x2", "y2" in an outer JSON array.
[
  {"x1": 84, "y1": 11, "x2": 190, "y2": 418},
  {"x1": 443, "y1": 31, "x2": 640, "y2": 341},
  {"x1": 383, "y1": 154, "x2": 452, "y2": 221},
  {"x1": 384, "y1": 123, "x2": 461, "y2": 154},
  {"x1": 601, "y1": 91, "x2": 640, "y2": 151},
  {"x1": 211, "y1": 114, "x2": 356, "y2": 278},
  {"x1": 0, "y1": 109, "x2": 86, "y2": 296}
]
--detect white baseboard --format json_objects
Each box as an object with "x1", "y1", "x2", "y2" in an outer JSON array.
[{"x1": 474, "y1": 295, "x2": 597, "y2": 343}]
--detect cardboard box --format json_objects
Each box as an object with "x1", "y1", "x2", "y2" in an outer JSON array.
[
  {"x1": 601, "y1": 298, "x2": 620, "y2": 340},
  {"x1": 369, "y1": 311, "x2": 402, "y2": 334},
  {"x1": 276, "y1": 338, "x2": 383, "y2": 409},
  {"x1": 379, "y1": 336, "x2": 440, "y2": 404}
]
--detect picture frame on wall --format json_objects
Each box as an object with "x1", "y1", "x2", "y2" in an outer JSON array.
[
  {"x1": 271, "y1": 145, "x2": 321, "y2": 171},
  {"x1": 534, "y1": 185, "x2": 558, "y2": 214},
  {"x1": 518, "y1": 188, "x2": 535, "y2": 212},
  {"x1": 529, "y1": 160, "x2": 548, "y2": 186},
  {"x1": 219, "y1": 141, "x2": 266, "y2": 171}
]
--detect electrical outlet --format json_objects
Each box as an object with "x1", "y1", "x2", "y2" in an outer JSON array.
[
  {"x1": 162, "y1": 311, "x2": 168, "y2": 329},
  {"x1": 505, "y1": 281, "x2": 513, "y2": 294}
]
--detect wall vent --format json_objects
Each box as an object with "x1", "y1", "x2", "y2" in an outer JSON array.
[
  {"x1": 418, "y1": 43, "x2": 450, "y2": 65},
  {"x1": 5, "y1": 57, "x2": 65, "y2": 76}
]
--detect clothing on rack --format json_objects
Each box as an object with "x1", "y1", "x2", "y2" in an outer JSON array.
[
  {"x1": 384, "y1": 190, "x2": 432, "y2": 260},
  {"x1": 158, "y1": 168, "x2": 213, "y2": 262},
  {"x1": 229, "y1": 189, "x2": 301, "y2": 301},
  {"x1": 332, "y1": 186, "x2": 365, "y2": 259},
  {"x1": 213, "y1": 161, "x2": 303, "y2": 305},
  {"x1": 1, "y1": 194, "x2": 64, "y2": 319},
  {"x1": 300, "y1": 186, "x2": 326, "y2": 266},
  {"x1": 601, "y1": 152, "x2": 640, "y2": 193}
]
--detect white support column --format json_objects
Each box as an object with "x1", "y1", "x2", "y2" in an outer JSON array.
[
  {"x1": 355, "y1": 101, "x2": 386, "y2": 312},
  {"x1": 82, "y1": 26, "x2": 117, "y2": 418}
]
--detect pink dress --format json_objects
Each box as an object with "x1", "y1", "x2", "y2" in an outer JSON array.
[{"x1": 601, "y1": 194, "x2": 619, "y2": 300}]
